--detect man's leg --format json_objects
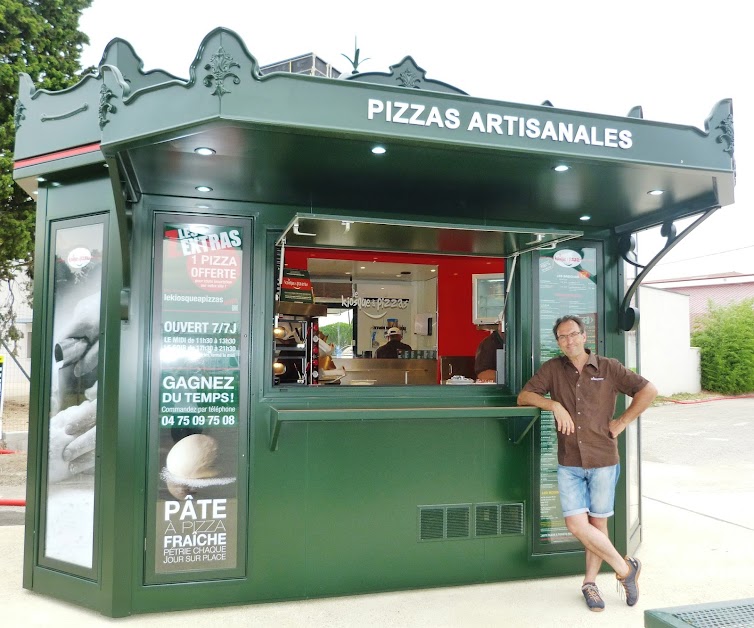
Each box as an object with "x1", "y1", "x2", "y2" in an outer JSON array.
[
  {"x1": 584, "y1": 515, "x2": 608, "y2": 583},
  {"x1": 565, "y1": 513, "x2": 629, "y2": 577},
  {"x1": 558, "y1": 465, "x2": 628, "y2": 578}
]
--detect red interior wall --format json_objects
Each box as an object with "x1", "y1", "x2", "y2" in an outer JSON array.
[{"x1": 284, "y1": 248, "x2": 504, "y2": 358}]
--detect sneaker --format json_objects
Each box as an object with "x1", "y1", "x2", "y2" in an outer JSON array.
[
  {"x1": 616, "y1": 556, "x2": 641, "y2": 606},
  {"x1": 581, "y1": 582, "x2": 605, "y2": 612}
]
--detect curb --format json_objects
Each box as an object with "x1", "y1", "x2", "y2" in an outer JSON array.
[{"x1": 661, "y1": 394, "x2": 754, "y2": 405}]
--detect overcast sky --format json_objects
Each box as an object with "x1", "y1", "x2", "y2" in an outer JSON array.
[{"x1": 78, "y1": 0, "x2": 752, "y2": 280}]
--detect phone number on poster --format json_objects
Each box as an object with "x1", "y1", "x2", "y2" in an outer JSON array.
[{"x1": 161, "y1": 414, "x2": 236, "y2": 427}]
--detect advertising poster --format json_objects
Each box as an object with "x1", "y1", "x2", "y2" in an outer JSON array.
[
  {"x1": 536, "y1": 246, "x2": 598, "y2": 545},
  {"x1": 153, "y1": 222, "x2": 245, "y2": 575},
  {"x1": 44, "y1": 221, "x2": 105, "y2": 569},
  {"x1": 280, "y1": 267, "x2": 313, "y2": 303}
]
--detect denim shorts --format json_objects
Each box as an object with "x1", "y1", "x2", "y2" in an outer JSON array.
[{"x1": 557, "y1": 463, "x2": 620, "y2": 518}]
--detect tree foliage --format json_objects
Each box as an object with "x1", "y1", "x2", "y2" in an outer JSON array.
[
  {"x1": 0, "y1": 0, "x2": 92, "y2": 349},
  {"x1": 319, "y1": 322, "x2": 353, "y2": 355},
  {"x1": 691, "y1": 299, "x2": 754, "y2": 395}
]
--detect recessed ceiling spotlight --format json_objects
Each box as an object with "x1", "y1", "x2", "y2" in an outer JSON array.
[
  {"x1": 579, "y1": 215, "x2": 591, "y2": 221},
  {"x1": 33, "y1": 190, "x2": 38, "y2": 195},
  {"x1": 194, "y1": 147, "x2": 216, "y2": 156},
  {"x1": 103, "y1": 163, "x2": 109, "y2": 168},
  {"x1": 196, "y1": 204, "x2": 210, "y2": 209},
  {"x1": 36, "y1": 176, "x2": 46, "y2": 182},
  {"x1": 195, "y1": 185, "x2": 213, "y2": 192},
  {"x1": 360, "y1": 266, "x2": 366, "y2": 270},
  {"x1": 51, "y1": 182, "x2": 62, "y2": 187},
  {"x1": 371, "y1": 146, "x2": 387, "y2": 155},
  {"x1": 553, "y1": 164, "x2": 569, "y2": 172},
  {"x1": 648, "y1": 189, "x2": 664, "y2": 196},
  {"x1": 430, "y1": 268, "x2": 436, "y2": 272}
]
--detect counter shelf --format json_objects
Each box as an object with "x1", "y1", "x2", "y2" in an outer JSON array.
[{"x1": 268, "y1": 404, "x2": 540, "y2": 450}]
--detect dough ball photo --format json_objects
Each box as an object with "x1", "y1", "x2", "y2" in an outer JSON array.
[{"x1": 166, "y1": 434, "x2": 220, "y2": 479}]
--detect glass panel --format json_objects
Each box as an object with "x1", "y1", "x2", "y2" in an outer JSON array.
[
  {"x1": 152, "y1": 221, "x2": 246, "y2": 578},
  {"x1": 44, "y1": 222, "x2": 104, "y2": 568},
  {"x1": 319, "y1": 307, "x2": 355, "y2": 357},
  {"x1": 534, "y1": 245, "x2": 599, "y2": 550},
  {"x1": 275, "y1": 257, "x2": 440, "y2": 386},
  {"x1": 472, "y1": 273, "x2": 506, "y2": 325}
]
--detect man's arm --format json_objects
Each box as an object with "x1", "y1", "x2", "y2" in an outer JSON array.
[
  {"x1": 517, "y1": 390, "x2": 575, "y2": 436},
  {"x1": 476, "y1": 368, "x2": 496, "y2": 381},
  {"x1": 609, "y1": 381, "x2": 658, "y2": 438}
]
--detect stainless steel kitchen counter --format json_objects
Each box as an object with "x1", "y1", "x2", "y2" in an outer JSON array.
[{"x1": 335, "y1": 358, "x2": 437, "y2": 386}]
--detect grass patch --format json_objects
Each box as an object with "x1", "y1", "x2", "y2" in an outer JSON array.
[{"x1": 652, "y1": 390, "x2": 746, "y2": 405}]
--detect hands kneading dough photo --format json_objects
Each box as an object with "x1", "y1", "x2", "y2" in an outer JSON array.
[
  {"x1": 48, "y1": 383, "x2": 98, "y2": 482},
  {"x1": 163, "y1": 434, "x2": 236, "y2": 499},
  {"x1": 49, "y1": 293, "x2": 101, "y2": 483}
]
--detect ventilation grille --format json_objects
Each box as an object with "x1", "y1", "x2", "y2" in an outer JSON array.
[
  {"x1": 500, "y1": 503, "x2": 525, "y2": 534},
  {"x1": 446, "y1": 507, "x2": 471, "y2": 538},
  {"x1": 476, "y1": 502, "x2": 524, "y2": 537},
  {"x1": 419, "y1": 505, "x2": 470, "y2": 541},
  {"x1": 675, "y1": 602, "x2": 754, "y2": 627},
  {"x1": 419, "y1": 508, "x2": 445, "y2": 541},
  {"x1": 419, "y1": 502, "x2": 524, "y2": 541},
  {"x1": 475, "y1": 505, "x2": 499, "y2": 537}
]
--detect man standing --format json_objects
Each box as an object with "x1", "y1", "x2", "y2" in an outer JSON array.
[{"x1": 517, "y1": 315, "x2": 657, "y2": 612}]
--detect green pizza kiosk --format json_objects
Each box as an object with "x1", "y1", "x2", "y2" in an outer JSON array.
[{"x1": 12, "y1": 27, "x2": 734, "y2": 617}]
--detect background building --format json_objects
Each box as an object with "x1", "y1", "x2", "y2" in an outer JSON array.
[{"x1": 645, "y1": 273, "x2": 754, "y2": 327}]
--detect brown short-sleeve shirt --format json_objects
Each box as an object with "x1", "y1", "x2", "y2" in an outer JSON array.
[
  {"x1": 474, "y1": 330, "x2": 505, "y2": 376},
  {"x1": 522, "y1": 350, "x2": 649, "y2": 468}
]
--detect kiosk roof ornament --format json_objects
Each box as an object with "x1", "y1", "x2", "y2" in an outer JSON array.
[
  {"x1": 345, "y1": 55, "x2": 468, "y2": 95},
  {"x1": 12, "y1": 27, "x2": 734, "y2": 239}
]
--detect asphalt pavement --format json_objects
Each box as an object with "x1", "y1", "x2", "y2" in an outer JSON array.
[
  {"x1": 641, "y1": 398, "x2": 754, "y2": 531},
  {"x1": 1, "y1": 399, "x2": 753, "y2": 626}
]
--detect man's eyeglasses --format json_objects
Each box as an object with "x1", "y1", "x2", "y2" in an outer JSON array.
[{"x1": 556, "y1": 330, "x2": 584, "y2": 342}]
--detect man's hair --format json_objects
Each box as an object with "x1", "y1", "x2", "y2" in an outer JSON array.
[{"x1": 553, "y1": 315, "x2": 585, "y2": 339}]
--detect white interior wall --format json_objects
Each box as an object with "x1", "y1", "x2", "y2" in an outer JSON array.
[{"x1": 354, "y1": 281, "x2": 414, "y2": 354}]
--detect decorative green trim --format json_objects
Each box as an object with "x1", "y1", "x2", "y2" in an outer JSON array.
[
  {"x1": 345, "y1": 55, "x2": 468, "y2": 95},
  {"x1": 98, "y1": 85, "x2": 116, "y2": 129},
  {"x1": 397, "y1": 67, "x2": 420, "y2": 89},
  {"x1": 203, "y1": 46, "x2": 240, "y2": 99},
  {"x1": 716, "y1": 113, "x2": 734, "y2": 155},
  {"x1": 41, "y1": 103, "x2": 89, "y2": 122},
  {"x1": 14, "y1": 98, "x2": 26, "y2": 128}
]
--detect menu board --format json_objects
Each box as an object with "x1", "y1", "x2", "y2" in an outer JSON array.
[
  {"x1": 536, "y1": 246, "x2": 598, "y2": 546},
  {"x1": 151, "y1": 220, "x2": 247, "y2": 576}
]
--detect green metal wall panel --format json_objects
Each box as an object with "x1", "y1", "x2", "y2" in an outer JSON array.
[
  {"x1": 22, "y1": 188, "x2": 632, "y2": 616},
  {"x1": 23, "y1": 176, "x2": 121, "y2": 615}
]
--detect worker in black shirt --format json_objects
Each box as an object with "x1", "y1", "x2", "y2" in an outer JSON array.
[
  {"x1": 474, "y1": 315, "x2": 505, "y2": 380},
  {"x1": 375, "y1": 327, "x2": 412, "y2": 358}
]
